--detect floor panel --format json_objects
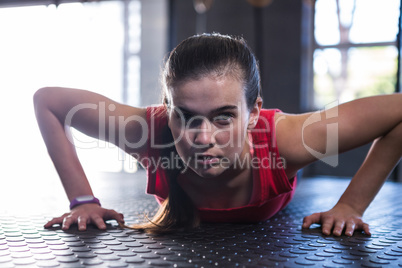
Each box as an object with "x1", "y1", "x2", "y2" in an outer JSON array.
[{"x1": 1, "y1": 173, "x2": 402, "y2": 267}]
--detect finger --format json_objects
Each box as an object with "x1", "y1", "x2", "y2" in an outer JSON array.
[
  {"x1": 302, "y1": 213, "x2": 321, "y2": 229},
  {"x1": 321, "y1": 217, "x2": 335, "y2": 236},
  {"x1": 44, "y1": 217, "x2": 62, "y2": 228},
  {"x1": 91, "y1": 215, "x2": 107, "y2": 230},
  {"x1": 355, "y1": 220, "x2": 371, "y2": 236},
  {"x1": 332, "y1": 221, "x2": 345, "y2": 237},
  {"x1": 44, "y1": 213, "x2": 70, "y2": 228},
  {"x1": 62, "y1": 216, "x2": 75, "y2": 231},
  {"x1": 362, "y1": 223, "x2": 371, "y2": 236},
  {"x1": 104, "y1": 210, "x2": 125, "y2": 223},
  {"x1": 118, "y1": 213, "x2": 125, "y2": 223},
  {"x1": 345, "y1": 221, "x2": 356, "y2": 237},
  {"x1": 77, "y1": 216, "x2": 88, "y2": 231}
]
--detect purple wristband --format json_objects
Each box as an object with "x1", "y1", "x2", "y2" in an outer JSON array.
[{"x1": 70, "y1": 195, "x2": 101, "y2": 210}]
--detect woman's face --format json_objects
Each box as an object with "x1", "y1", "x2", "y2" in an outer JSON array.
[{"x1": 167, "y1": 75, "x2": 260, "y2": 178}]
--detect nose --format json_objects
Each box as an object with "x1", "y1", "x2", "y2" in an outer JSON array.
[{"x1": 193, "y1": 119, "x2": 215, "y2": 147}]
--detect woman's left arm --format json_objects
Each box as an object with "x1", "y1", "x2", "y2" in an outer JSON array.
[
  {"x1": 303, "y1": 120, "x2": 402, "y2": 236},
  {"x1": 276, "y1": 93, "x2": 402, "y2": 236}
]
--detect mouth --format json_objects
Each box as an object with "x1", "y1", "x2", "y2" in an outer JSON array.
[{"x1": 194, "y1": 154, "x2": 221, "y2": 166}]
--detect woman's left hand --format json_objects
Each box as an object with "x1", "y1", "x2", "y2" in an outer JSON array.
[{"x1": 302, "y1": 202, "x2": 371, "y2": 236}]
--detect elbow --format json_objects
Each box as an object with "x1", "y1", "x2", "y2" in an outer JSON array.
[
  {"x1": 33, "y1": 87, "x2": 49, "y2": 107},
  {"x1": 33, "y1": 87, "x2": 58, "y2": 109},
  {"x1": 33, "y1": 87, "x2": 60, "y2": 118},
  {"x1": 388, "y1": 121, "x2": 402, "y2": 150}
]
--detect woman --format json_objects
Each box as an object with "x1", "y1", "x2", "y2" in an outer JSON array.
[{"x1": 34, "y1": 33, "x2": 402, "y2": 236}]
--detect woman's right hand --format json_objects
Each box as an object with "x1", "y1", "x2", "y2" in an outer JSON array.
[{"x1": 44, "y1": 203, "x2": 125, "y2": 231}]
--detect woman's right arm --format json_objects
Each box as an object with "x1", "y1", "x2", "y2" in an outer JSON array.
[{"x1": 33, "y1": 87, "x2": 147, "y2": 230}]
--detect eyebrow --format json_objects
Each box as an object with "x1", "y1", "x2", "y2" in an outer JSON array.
[{"x1": 176, "y1": 105, "x2": 238, "y2": 115}]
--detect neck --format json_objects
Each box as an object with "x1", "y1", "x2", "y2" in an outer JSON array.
[{"x1": 178, "y1": 151, "x2": 254, "y2": 209}]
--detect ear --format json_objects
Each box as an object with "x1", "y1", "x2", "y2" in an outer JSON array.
[
  {"x1": 247, "y1": 97, "x2": 263, "y2": 129},
  {"x1": 165, "y1": 104, "x2": 174, "y2": 130},
  {"x1": 167, "y1": 107, "x2": 173, "y2": 130}
]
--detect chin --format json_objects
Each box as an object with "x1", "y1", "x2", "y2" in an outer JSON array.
[{"x1": 193, "y1": 166, "x2": 226, "y2": 179}]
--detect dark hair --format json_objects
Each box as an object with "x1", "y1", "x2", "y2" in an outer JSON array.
[
  {"x1": 163, "y1": 33, "x2": 261, "y2": 110},
  {"x1": 134, "y1": 33, "x2": 261, "y2": 233}
]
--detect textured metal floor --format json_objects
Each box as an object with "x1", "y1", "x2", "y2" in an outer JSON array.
[{"x1": 1, "y1": 172, "x2": 402, "y2": 267}]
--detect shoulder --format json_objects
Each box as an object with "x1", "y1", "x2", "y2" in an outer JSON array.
[
  {"x1": 146, "y1": 105, "x2": 170, "y2": 134},
  {"x1": 144, "y1": 104, "x2": 174, "y2": 152},
  {"x1": 147, "y1": 104, "x2": 168, "y2": 117},
  {"x1": 254, "y1": 109, "x2": 280, "y2": 129},
  {"x1": 123, "y1": 104, "x2": 168, "y2": 157},
  {"x1": 249, "y1": 109, "x2": 279, "y2": 144},
  {"x1": 251, "y1": 109, "x2": 298, "y2": 182},
  {"x1": 272, "y1": 111, "x2": 317, "y2": 178}
]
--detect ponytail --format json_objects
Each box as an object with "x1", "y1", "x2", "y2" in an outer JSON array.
[
  {"x1": 131, "y1": 118, "x2": 200, "y2": 234},
  {"x1": 132, "y1": 173, "x2": 200, "y2": 234}
]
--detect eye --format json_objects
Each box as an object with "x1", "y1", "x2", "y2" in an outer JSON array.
[
  {"x1": 183, "y1": 113, "x2": 193, "y2": 122},
  {"x1": 213, "y1": 113, "x2": 234, "y2": 125},
  {"x1": 176, "y1": 112, "x2": 203, "y2": 128},
  {"x1": 174, "y1": 110, "x2": 192, "y2": 122}
]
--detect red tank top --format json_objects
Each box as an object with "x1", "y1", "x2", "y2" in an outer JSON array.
[{"x1": 141, "y1": 105, "x2": 296, "y2": 223}]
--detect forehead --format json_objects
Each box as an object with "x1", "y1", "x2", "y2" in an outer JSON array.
[{"x1": 170, "y1": 75, "x2": 246, "y2": 113}]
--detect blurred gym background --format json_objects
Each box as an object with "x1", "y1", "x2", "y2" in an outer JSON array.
[{"x1": 0, "y1": 0, "x2": 400, "y2": 196}]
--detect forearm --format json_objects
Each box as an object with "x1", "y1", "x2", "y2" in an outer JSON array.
[
  {"x1": 34, "y1": 95, "x2": 94, "y2": 201},
  {"x1": 338, "y1": 122, "x2": 402, "y2": 214}
]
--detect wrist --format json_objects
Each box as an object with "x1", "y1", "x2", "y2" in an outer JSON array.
[
  {"x1": 70, "y1": 195, "x2": 101, "y2": 210},
  {"x1": 336, "y1": 198, "x2": 365, "y2": 216}
]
